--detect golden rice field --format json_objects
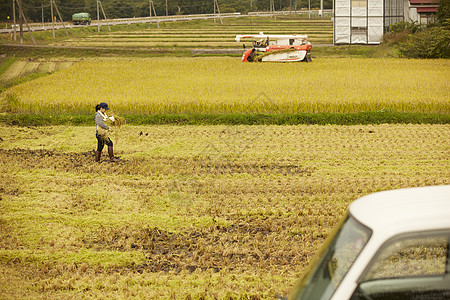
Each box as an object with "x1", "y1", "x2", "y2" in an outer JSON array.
[
  {"x1": 0, "y1": 124, "x2": 449, "y2": 298},
  {"x1": 1, "y1": 57, "x2": 449, "y2": 114}
]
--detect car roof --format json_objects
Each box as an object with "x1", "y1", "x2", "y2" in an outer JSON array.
[{"x1": 349, "y1": 185, "x2": 450, "y2": 235}]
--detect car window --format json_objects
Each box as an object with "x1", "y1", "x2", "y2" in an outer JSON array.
[
  {"x1": 365, "y1": 235, "x2": 447, "y2": 279},
  {"x1": 290, "y1": 215, "x2": 371, "y2": 300},
  {"x1": 351, "y1": 231, "x2": 450, "y2": 300}
]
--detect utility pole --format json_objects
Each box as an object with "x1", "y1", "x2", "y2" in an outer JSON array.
[
  {"x1": 269, "y1": 0, "x2": 276, "y2": 19},
  {"x1": 97, "y1": 0, "x2": 110, "y2": 31},
  {"x1": 149, "y1": 0, "x2": 159, "y2": 28},
  {"x1": 97, "y1": 0, "x2": 100, "y2": 32},
  {"x1": 308, "y1": 0, "x2": 311, "y2": 18},
  {"x1": 320, "y1": 0, "x2": 323, "y2": 17},
  {"x1": 50, "y1": 0, "x2": 54, "y2": 37},
  {"x1": 165, "y1": 0, "x2": 168, "y2": 16},
  {"x1": 17, "y1": 0, "x2": 36, "y2": 44},
  {"x1": 12, "y1": 0, "x2": 16, "y2": 41},
  {"x1": 18, "y1": 0, "x2": 23, "y2": 43},
  {"x1": 213, "y1": 0, "x2": 223, "y2": 24},
  {"x1": 99, "y1": 0, "x2": 110, "y2": 31},
  {"x1": 51, "y1": 0, "x2": 69, "y2": 37}
]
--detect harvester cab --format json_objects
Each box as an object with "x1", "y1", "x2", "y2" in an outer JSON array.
[{"x1": 235, "y1": 32, "x2": 312, "y2": 63}]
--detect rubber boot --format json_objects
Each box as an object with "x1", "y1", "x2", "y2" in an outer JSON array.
[
  {"x1": 108, "y1": 146, "x2": 120, "y2": 162},
  {"x1": 94, "y1": 151, "x2": 101, "y2": 162}
]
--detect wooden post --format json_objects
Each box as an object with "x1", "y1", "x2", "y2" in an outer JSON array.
[
  {"x1": 52, "y1": 0, "x2": 69, "y2": 37},
  {"x1": 308, "y1": 0, "x2": 311, "y2": 18},
  {"x1": 17, "y1": 0, "x2": 36, "y2": 44},
  {"x1": 98, "y1": 0, "x2": 111, "y2": 31},
  {"x1": 12, "y1": 0, "x2": 16, "y2": 41},
  {"x1": 50, "y1": 0, "x2": 55, "y2": 37},
  {"x1": 97, "y1": 0, "x2": 100, "y2": 32},
  {"x1": 18, "y1": 0, "x2": 23, "y2": 43},
  {"x1": 20, "y1": 11, "x2": 36, "y2": 44},
  {"x1": 270, "y1": 0, "x2": 276, "y2": 19},
  {"x1": 290, "y1": 0, "x2": 292, "y2": 17},
  {"x1": 150, "y1": 1, "x2": 159, "y2": 28},
  {"x1": 213, "y1": 0, "x2": 223, "y2": 24}
]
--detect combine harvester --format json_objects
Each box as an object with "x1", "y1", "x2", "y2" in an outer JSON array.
[{"x1": 235, "y1": 32, "x2": 312, "y2": 62}]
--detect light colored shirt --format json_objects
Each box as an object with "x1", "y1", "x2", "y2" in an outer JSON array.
[{"x1": 95, "y1": 111, "x2": 110, "y2": 131}]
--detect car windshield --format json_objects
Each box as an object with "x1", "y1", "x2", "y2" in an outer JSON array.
[{"x1": 290, "y1": 214, "x2": 372, "y2": 300}]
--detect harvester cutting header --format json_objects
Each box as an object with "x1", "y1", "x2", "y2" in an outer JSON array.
[{"x1": 235, "y1": 32, "x2": 312, "y2": 62}]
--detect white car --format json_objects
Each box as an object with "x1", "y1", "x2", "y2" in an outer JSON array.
[{"x1": 288, "y1": 185, "x2": 450, "y2": 300}]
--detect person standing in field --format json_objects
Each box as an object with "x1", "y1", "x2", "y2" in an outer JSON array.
[{"x1": 94, "y1": 102, "x2": 120, "y2": 162}]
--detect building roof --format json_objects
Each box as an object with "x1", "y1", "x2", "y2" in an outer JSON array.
[
  {"x1": 409, "y1": 0, "x2": 439, "y2": 4},
  {"x1": 417, "y1": 7, "x2": 439, "y2": 12},
  {"x1": 349, "y1": 185, "x2": 450, "y2": 236}
]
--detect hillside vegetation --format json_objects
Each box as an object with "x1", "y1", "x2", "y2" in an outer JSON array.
[{"x1": 0, "y1": 0, "x2": 333, "y2": 23}]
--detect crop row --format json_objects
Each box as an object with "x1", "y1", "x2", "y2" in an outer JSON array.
[
  {"x1": 2, "y1": 57, "x2": 448, "y2": 115},
  {"x1": 48, "y1": 16, "x2": 333, "y2": 48},
  {"x1": 67, "y1": 34, "x2": 331, "y2": 42},
  {"x1": 52, "y1": 37, "x2": 332, "y2": 48},
  {"x1": 52, "y1": 40, "x2": 331, "y2": 49},
  {"x1": 92, "y1": 31, "x2": 332, "y2": 37}
]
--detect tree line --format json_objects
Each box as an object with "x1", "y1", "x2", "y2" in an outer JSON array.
[{"x1": 0, "y1": 0, "x2": 332, "y2": 23}]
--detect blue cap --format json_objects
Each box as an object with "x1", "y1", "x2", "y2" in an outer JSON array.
[{"x1": 99, "y1": 102, "x2": 109, "y2": 110}]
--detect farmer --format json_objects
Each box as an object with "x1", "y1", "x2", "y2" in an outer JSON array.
[{"x1": 94, "y1": 102, "x2": 119, "y2": 162}]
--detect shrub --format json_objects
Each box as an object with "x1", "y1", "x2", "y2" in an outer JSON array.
[
  {"x1": 389, "y1": 21, "x2": 421, "y2": 34},
  {"x1": 383, "y1": 21, "x2": 422, "y2": 46},
  {"x1": 398, "y1": 27, "x2": 450, "y2": 58}
]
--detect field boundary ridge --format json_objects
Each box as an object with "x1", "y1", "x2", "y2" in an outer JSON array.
[{"x1": 0, "y1": 112, "x2": 448, "y2": 126}]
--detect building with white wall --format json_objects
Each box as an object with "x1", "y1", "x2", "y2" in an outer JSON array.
[{"x1": 334, "y1": 0, "x2": 440, "y2": 44}]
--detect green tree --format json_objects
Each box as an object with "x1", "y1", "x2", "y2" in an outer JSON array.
[
  {"x1": 0, "y1": 0, "x2": 334, "y2": 23},
  {"x1": 437, "y1": 0, "x2": 450, "y2": 26}
]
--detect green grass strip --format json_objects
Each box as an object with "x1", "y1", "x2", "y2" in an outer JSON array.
[{"x1": 1, "y1": 112, "x2": 449, "y2": 126}]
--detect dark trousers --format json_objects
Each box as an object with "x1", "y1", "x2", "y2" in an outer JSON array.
[{"x1": 96, "y1": 133, "x2": 113, "y2": 152}]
